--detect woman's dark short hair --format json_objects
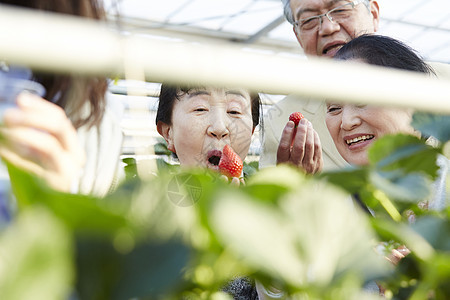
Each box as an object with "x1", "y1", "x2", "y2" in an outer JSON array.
[
  {"x1": 334, "y1": 34, "x2": 435, "y2": 75},
  {"x1": 156, "y1": 83, "x2": 262, "y2": 130}
]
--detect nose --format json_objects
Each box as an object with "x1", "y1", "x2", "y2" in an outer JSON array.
[
  {"x1": 207, "y1": 110, "x2": 229, "y2": 139},
  {"x1": 340, "y1": 106, "x2": 362, "y2": 131},
  {"x1": 319, "y1": 14, "x2": 340, "y2": 35}
]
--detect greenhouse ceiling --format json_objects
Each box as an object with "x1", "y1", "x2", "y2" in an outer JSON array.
[{"x1": 104, "y1": 0, "x2": 450, "y2": 64}]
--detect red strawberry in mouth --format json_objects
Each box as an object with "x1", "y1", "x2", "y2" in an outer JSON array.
[{"x1": 218, "y1": 145, "x2": 243, "y2": 178}]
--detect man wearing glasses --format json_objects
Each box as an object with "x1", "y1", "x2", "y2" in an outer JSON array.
[{"x1": 260, "y1": 0, "x2": 380, "y2": 173}]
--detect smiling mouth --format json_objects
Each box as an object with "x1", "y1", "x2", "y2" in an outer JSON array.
[{"x1": 345, "y1": 135, "x2": 375, "y2": 145}]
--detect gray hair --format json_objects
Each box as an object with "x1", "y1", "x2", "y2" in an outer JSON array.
[{"x1": 281, "y1": 0, "x2": 371, "y2": 25}]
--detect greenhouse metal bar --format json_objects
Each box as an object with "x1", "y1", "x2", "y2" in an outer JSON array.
[{"x1": 0, "y1": 5, "x2": 449, "y2": 114}]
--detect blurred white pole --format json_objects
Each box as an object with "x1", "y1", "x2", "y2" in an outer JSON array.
[{"x1": 0, "y1": 5, "x2": 449, "y2": 114}]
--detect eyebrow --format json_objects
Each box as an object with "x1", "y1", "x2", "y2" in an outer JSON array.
[
  {"x1": 295, "y1": 0, "x2": 343, "y2": 20},
  {"x1": 225, "y1": 90, "x2": 247, "y2": 97},
  {"x1": 187, "y1": 90, "x2": 210, "y2": 98}
]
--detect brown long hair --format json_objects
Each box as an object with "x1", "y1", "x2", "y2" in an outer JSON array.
[{"x1": 0, "y1": 0, "x2": 108, "y2": 128}]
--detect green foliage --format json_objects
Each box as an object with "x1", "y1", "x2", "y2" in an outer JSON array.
[
  {"x1": 412, "y1": 112, "x2": 450, "y2": 143},
  {"x1": 0, "y1": 208, "x2": 73, "y2": 300},
  {"x1": 123, "y1": 157, "x2": 138, "y2": 180},
  {"x1": 154, "y1": 137, "x2": 173, "y2": 156},
  {"x1": 243, "y1": 160, "x2": 259, "y2": 177},
  {"x1": 0, "y1": 129, "x2": 449, "y2": 299},
  {"x1": 322, "y1": 133, "x2": 442, "y2": 220}
]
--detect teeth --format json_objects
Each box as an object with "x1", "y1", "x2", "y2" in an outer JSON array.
[{"x1": 346, "y1": 135, "x2": 374, "y2": 145}]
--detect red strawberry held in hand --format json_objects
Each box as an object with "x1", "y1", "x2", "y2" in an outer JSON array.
[
  {"x1": 289, "y1": 111, "x2": 304, "y2": 127},
  {"x1": 219, "y1": 144, "x2": 243, "y2": 178}
]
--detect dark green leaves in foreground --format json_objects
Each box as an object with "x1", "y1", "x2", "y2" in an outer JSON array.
[
  {"x1": 1, "y1": 120, "x2": 449, "y2": 299},
  {"x1": 412, "y1": 112, "x2": 450, "y2": 143},
  {"x1": 320, "y1": 128, "x2": 450, "y2": 299},
  {"x1": 322, "y1": 133, "x2": 441, "y2": 217}
]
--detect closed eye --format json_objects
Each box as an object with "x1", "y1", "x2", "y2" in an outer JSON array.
[
  {"x1": 228, "y1": 110, "x2": 241, "y2": 115},
  {"x1": 327, "y1": 106, "x2": 341, "y2": 113}
]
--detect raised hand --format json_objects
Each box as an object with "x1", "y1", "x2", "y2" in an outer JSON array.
[
  {"x1": 0, "y1": 92, "x2": 85, "y2": 192},
  {"x1": 277, "y1": 118, "x2": 323, "y2": 174}
]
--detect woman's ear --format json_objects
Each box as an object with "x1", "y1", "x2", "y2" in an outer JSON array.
[{"x1": 157, "y1": 122, "x2": 176, "y2": 153}]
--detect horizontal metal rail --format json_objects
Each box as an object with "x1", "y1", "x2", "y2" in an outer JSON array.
[{"x1": 1, "y1": 5, "x2": 449, "y2": 114}]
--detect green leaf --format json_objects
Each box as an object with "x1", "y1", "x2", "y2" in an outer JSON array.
[
  {"x1": 368, "y1": 134, "x2": 440, "y2": 180},
  {"x1": 369, "y1": 171, "x2": 431, "y2": 202},
  {"x1": 243, "y1": 165, "x2": 306, "y2": 204},
  {"x1": 243, "y1": 160, "x2": 259, "y2": 178},
  {"x1": 243, "y1": 184, "x2": 292, "y2": 204},
  {"x1": 0, "y1": 208, "x2": 73, "y2": 300},
  {"x1": 208, "y1": 189, "x2": 305, "y2": 286},
  {"x1": 320, "y1": 166, "x2": 368, "y2": 195},
  {"x1": 371, "y1": 219, "x2": 435, "y2": 261},
  {"x1": 76, "y1": 237, "x2": 190, "y2": 300},
  {"x1": 410, "y1": 216, "x2": 450, "y2": 251},
  {"x1": 154, "y1": 143, "x2": 173, "y2": 156},
  {"x1": 122, "y1": 157, "x2": 138, "y2": 179},
  {"x1": 156, "y1": 158, "x2": 180, "y2": 173},
  {"x1": 246, "y1": 165, "x2": 305, "y2": 191},
  {"x1": 209, "y1": 180, "x2": 389, "y2": 287},
  {"x1": 9, "y1": 164, "x2": 131, "y2": 236},
  {"x1": 412, "y1": 112, "x2": 450, "y2": 143}
]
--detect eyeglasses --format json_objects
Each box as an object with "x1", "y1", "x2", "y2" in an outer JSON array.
[{"x1": 294, "y1": 0, "x2": 364, "y2": 33}]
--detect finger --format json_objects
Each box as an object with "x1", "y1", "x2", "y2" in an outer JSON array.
[
  {"x1": 276, "y1": 121, "x2": 295, "y2": 164},
  {"x1": 302, "y1": 121, "x2": 315, "y2": 173},
  {"x1": 0, "y1": 144, "x2": 46, "y2": 179},
  {"x1": 391, "y1": 249, "x2": 405, "y2": 259},
  {"x1": 230, "y1": 177, "x2": 240, "y2": 187},
  {"x1": 240, "y1": 177, "x2": 246, "y2": 186},
  {"x1": 396, "y1": 245, "x2": 411, "y2": 256},
  {"x1": 290, "y1": 119, "x2": 308, "y2": 165},
  {"x1": 312, "y1": 130, "x2": 323, "y2": 174},
  {"x1": 4, "y1": 93, "x2": 79, "y2": 152},
  {"x1": 0, "y1": 145, "x2": 71, "y2": 192},
  {"x1": 220, "y1": 175, "x2": 229, "y2": 183},
  {"x1": 0, "y1": 127, "x2": 78, "y2": 172}
]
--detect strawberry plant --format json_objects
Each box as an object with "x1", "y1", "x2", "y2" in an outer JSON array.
[{"x1": 0, "y1": 112, "x2": 448, "y2": 299}]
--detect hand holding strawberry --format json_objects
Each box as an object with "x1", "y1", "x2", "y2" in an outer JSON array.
[
  {"x1": 276, "y1": 111, "x2": 323, "y2": 174},
  {"x1": 219, "y1": 144, "x2": 243, "y2": 178}
]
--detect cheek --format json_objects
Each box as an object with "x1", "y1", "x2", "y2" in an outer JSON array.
[
  {"x1": 301, "y1": 38, "x2": 316, "y2": 55},
  {"x1": 376, "y1": 111, "x2": 413, "y2": 134},
  {"x1": 350, "y1": 16, "x2": 368, "y2": 34},
  {"x1": 171, "y1": 119, "x2": 206, "y2": 165},
  {"x1": 229, "y1": 118, "x2": 254, "y2": 159},
  {"x1": 325, "y1": 118, "x2": 339, "y2": 140}
]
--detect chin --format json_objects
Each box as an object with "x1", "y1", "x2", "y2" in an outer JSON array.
[{"x1": 348, "y1": 158, "x2": 369, "y2": 167}]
